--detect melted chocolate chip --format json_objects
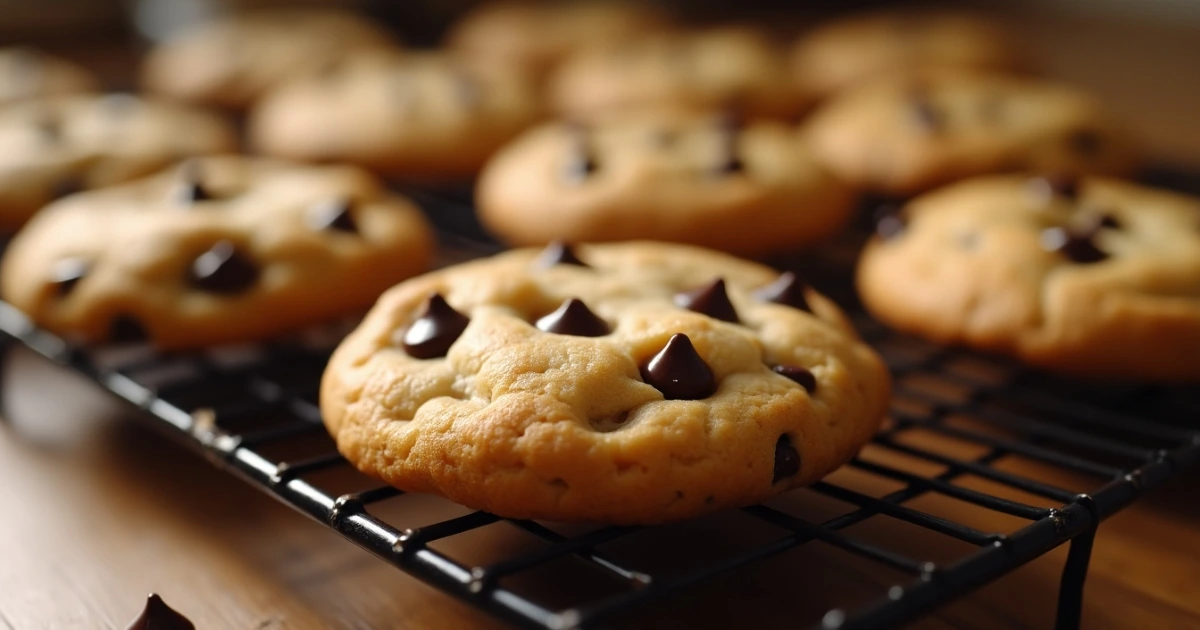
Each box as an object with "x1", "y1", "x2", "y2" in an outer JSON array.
[
  {"x1": 773, "y1": 365, "x2": 817, "y2": 393},
  {"x1": 51, "y1": 258, "x2": 89, "y2": 296},
  {"x1": 1067, "y1": 128, "x2": 1104, "y2": 158},
  {"x1": 108, "y1": 314, "x2": 148, "y2": 343},
  {"x1": 753, "y1": 272, "x2": 811, "y2": 312},
  {"x1": 50, "y1": 176, "x2": 86, "y2": 200},
  {"x1": 772, "y1": 434, "x2": 801, "y2": 483},
  {"x1": 640, "y1": 333, "x2": 716, "y2": 400},
  {"x1": 1040, "y1": 227, "x2": 1108, "y2": 264},
  {"x1": 909, "y1": 91, "x2": 944, "y2": 133},
  {"x1": 674, "y1": 278, "x2": 739, "y2": 323},
  {"x1": 402, "y1": 293, "x2": 470, "y2": 359},
  {"x1": 1027, "y1": 174, "x2": 1080, "y2": 202},
  {"x1": 535, "y1": 241, "x2": 588, "y2": 268},
  {"x1": 189, "y1": 241, "x2": 259, "y2": 293},
  {"x1": 536, "y1": 298, "x2": 609, "y2": 337},
  {"x1": 125, "y1": 594, "x2": 195, "y2": 630},
  {"x1": 308, "y1": 197, "x2": 357, "y2": 233}
]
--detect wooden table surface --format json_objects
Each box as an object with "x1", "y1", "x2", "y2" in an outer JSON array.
[{"x1": 2, "y1": 6, "x2": 1200, "y2": 630}]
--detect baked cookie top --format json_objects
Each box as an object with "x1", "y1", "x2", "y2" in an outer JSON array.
[
  {"x1": 446, "y1": 1, "x2": 671, "y2": 81},
  {"x1": 857, "y1": 174, "x2": 1200, "y2": 381},
  {"x1": 248, "y1": 52, "x2": 541, "y2": 182},
  {"x1": 321, "y1": 241, "x2": 890, "y2": 523},
  {"x1": 791, "y1": 11, "x2": 1019, "y2": 98},
  {"x1": 0, "y1": 48, "x2": 99, "y2": 105},
  {"x1": 477, "y1": 112, "x2": 855, "y2": 253},
  {"x1": 804, "y1": 71, "x2": 1139, "y2": 196},
  {"x1": 546, "y1": 27, "x2": 804, "y2": 119},
  {"x1": 0, "y1": 94, "x2": 237, "y2": 230},
  {"x1": 1, "y1": 156, "x2": 434, "y2": 350},
  {"x1": 142, "y1": 8, "x2": 398, "y2": 109}
]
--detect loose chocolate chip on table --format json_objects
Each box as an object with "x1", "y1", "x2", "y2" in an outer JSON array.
[
  {"x1": 51, "y1": 257, "x2": 89, "y2": 296},
  {"x1": 536, "y1": 298, "x2": 610, "y2": 337},
  {"x1": 675, "y1": 278, "x2": 739, "y2": 323},
  {"x1": 125, "y1": 593, "x2": 195, "y2": 630},
  {"x1": 1040, "y1": 227, "x2": 1108, "y2": 264},
  {"x1": 189, "y1": 241, "x2": 259, "y2": 293},
  {"x1": 772, "y1": 434, "x2": 801, "y2": 483},
  {"x1": 773, "y1": 365, "x2": 817, "y2": 393},
  {"x1": 1027, "y1": 174, "x2": 1080, "y2": 203},
  {"x1": 108, "y1": 314, "x2": 149, "y2": 343},
  {"x1": 535, "y1": 241, "x2": 588, "y2": 268},
  {"x1": 754, "y1": 272, "x2": 811, "y2": 312},
  {"x1": 308, "y1": 197, "x2": 357, "y2": 233},
  {"x1": 640, "y1": 333, "x2": 716, "y2": 400},
  {"x1": 402, "y1": 293, "x2": 470, "y2": 359}
]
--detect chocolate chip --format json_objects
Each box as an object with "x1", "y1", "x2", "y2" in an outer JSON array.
[
  {"x1": 1040, "y1": 227, "x2": 1108, "y2": 264},
  {"x1": 125, "y1": 594, "x2": 195, "y2": 630},
  {"x1": 402, "y1": 293, "x2": 470, "y2": 359},
  {"x1": 50, "y1": 176, "x2": 85, "y2": 200},
  {"x1": 674, "y1": 278, "x2": 738, "y2": 323},
  {"x1": 171, "y1": 161, "x2": 212, "y2": 205},
  {"x1": 772, "y1": 434, "x2": 801, "y2": 483},
  {"x1": 108, "y1": 314, "x2": 149, "y2": 343},
  {"x1": 562, "y1": 124, "x2": 598, "y2": 183},
  {"x1": 640, "y1": 333, "x2": 716, "y2": 400},
  {"x1": 876, "y1": 214, "x2": 906, "y2": 240},
  {"x1": 189, "y1": 241, "x2": 259, "y2": 293},
  {"x1": 535, "y1": 241, "x2": 588, "y2": 268},
  {"x1": 307, "y1": 197, "x2": 357, "y2": 233},
  {"x1": 1027, "y1": 174, "x2": 1080, "y2": 203},
  {"x1": 909, "y1": 91, "x2": 944, "y2": 133},
  {"x1": 536, "y1": 298, "x2": 609, "y2": 337},
  {"x1": 773, "y1": 365, "x2": 817, "y2": 393},
  {"x1": 714, "y1": 113, "x2": 744, "y2": 175},
  {"x1": 1067, "y1": 129, "x2": 1104, "y2": 158},
  {"x1": 754, "y1": 272, "x2": 811, "y2": 312},
  {"x1": 51, "y1": 258, "x2": 89, "y2": 296},
  {"x1": 1080, "y1": 211, "x2": 1121, "y2": 233}
]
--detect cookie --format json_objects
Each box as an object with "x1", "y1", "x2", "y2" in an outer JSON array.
[
  {"x1": 446, "y1": 1, "x2": 671, "y2": 82},
  {"x1": 547, "y1": 27, "x2": 804, "y2": 119},
  {"x1": 791, "y1": 11, "x2": 1019, "y2": 98},
  {"x1": 0, "y1": 47, "x2": 99, "y2": 105},
  {"x1": 804, "y1": 71, "x2": 1139, "y2": 196},
  {"x1": 142, "y1": 8, "x2": 398, "y2": 109},
  {"x1": 857, "y1": 174, "x2": 1200, "y2": 381},
  {"x1": 0, "y1": 94, "x2": 237, "y2": 231},
  {"x1": 248, "y1": 52, "x2": 541, "y2": 182},
  {"x1": 477, "y1": 112, "x2": 855, "y2": 254},
  {"x1": 0, "y1": 156, "x2": 434, "y2": 350},
  {"x1": 321, "y1": 241, "x2": 889, "y2": 523}
]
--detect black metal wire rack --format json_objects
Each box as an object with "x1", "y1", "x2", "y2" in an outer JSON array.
[{"x1": 1, "y1": 185, "x2": 1198, "y2": 630}]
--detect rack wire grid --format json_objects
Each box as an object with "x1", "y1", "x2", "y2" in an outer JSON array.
[{"x1": 2, "y1": 182, "x2": 1198, "y2": 630}]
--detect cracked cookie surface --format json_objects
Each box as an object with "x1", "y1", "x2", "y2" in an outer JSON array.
[
  {"x1": 1, "y1": 156, "x2": 433, "y2": 349},
  {"x1": 857, "y1": 174, "x2": 1200, "y2": 380},
  {"x1": 321, "y1": 242, "x2": 890, "y2": 523}
]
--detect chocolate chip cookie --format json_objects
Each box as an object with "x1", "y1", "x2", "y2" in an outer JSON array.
[
  {"x1": 0, "y1": 47, "x2": 99, "y2": 105},
  {"x1": 142, "y1": 8, "x2": 398, "y2": 109},
  {"x1": 1, "y1": 156, "x2": 434, "y2": 350},
  {"x1": 248, "y1": 52, "x2": 541, "y2": 182},
  {"x1": 547, "y1": 27, "x2": 804, "y2": 119},
  {"x1": 477, "y1": 112, "x2": 855, "y2": 253},
  {"x1": 446, "y1": 1, "x2": 671, "y2": 82},
  {"x1": 321, "y1": 241, "x2": 890, "y2": 523},
  {"x1": 804, "y1": 71, "x2": 1139, "y2": 196},
  {"x1": 791, "y1": 11, "x2": 1020, "y2": 98},
  {"x1": 0, "y1": 94, "x2": 237, "y2": 231},
  {"x1": 857, "y1": 174, "x2": 1200, "y2": 381}
]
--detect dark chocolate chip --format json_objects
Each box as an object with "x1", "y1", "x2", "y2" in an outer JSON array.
[
  {"x1": 1040, "y1": 227, "x2": 1108, "y2": 264},
  {"x1": 1067, "y1": 128, "x2": 1104, "y2": 157},
  {"x1": 773, "y1": 365, "x2": 817, "y2": 393},
  {"x1": 640, "y1": 333, "x2": 716, "y2": 400},
  {"x1": 535, "y1": 241, "x2": 588, "y2": 268},
  {"x1": 188, "y1": 241, "x2": 259, "y2": 293},
  {"x1": 307, "y1": 197, "x2": 357, "y2": 233},
  {"x1": 51, "y1": 258, "x2": 89, "y2": 297},
  {"x1": 772, "y1": 434, "x2": 801, "y2": 483},
  {"x1": 171, "y1": 162, "x2": 212, "y2": 205},
  {"x1": 1027, "y1": 174, "x2": 1080, "y2": 202},
  {"x1": 714, "y1": 113, "x2": 744, "y2": 174},
  {"x1": 108, "y1": 314, "x2": 149, "y2": 343},
  {"x1": 562, "y1": 123, "x2": 598, "y2": 183},
  {"x1": 909, "y1": 91, "x2": 944, "y2": 133},
  {"x1": 402, "y1": 293, "x2": 470, "y2": 359},
  {"x1": 674, "y1": 278, "x2": 739, "y2": 323},
  {"x1": 125, "y1": 593, "x2": 195, "y2": 630},
  {"x1": 50, "y1": 176, "x2": 86, "y2": 200},
  {"x1": 536, "y1": 298, "x2": 609, "y2": 337},
  {"x1": 753, "y1": 272, "x2": 811, "y2": 312},
  {"x1": 1084, "y1": 212, "x2": 1121, "y2": 231}
]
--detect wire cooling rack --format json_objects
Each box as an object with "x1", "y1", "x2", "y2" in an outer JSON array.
[{"x1": 1, "y1": 184, "x2": 1198, "y2": 630}]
